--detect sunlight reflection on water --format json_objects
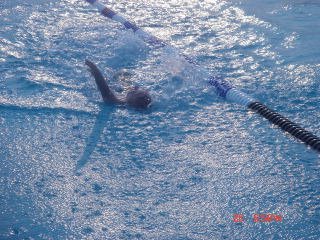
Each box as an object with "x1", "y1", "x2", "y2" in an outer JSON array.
[{"x1": 0, "y1": 0, "x2": 319, "y2": 239}]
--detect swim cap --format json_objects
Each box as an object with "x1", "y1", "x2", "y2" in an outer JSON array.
[{"x1": 126, "y1": 89, "x2": 152, "y2": 108}]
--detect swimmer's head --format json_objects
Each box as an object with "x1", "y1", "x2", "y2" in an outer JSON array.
[{"x1": 126, "y1": 87, "x2": 152, "y2": 109}]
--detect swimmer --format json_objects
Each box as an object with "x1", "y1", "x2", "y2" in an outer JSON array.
[{"x1": 85, "y1": 60, "x2": 152, "y2": 109}]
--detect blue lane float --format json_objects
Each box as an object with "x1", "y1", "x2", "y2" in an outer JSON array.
[{"x1": 83, "y1": 0, "x2": 320, "y2": 153}]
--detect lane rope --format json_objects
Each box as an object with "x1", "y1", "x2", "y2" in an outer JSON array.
[
  {"x1": 83, "y1": 0, "x2": 320, "y2": 152},
  {"x1": 249, "y1": 102, "x2": 320, "y2": 151}
]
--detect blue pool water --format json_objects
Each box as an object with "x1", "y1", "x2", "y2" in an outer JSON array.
[{"x1": 1, "y1": 0, "x2": 319, "y2": 239}]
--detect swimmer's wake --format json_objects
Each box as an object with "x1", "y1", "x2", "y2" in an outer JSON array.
[{"x1": 83, "y1": 0, "x2": 320, "y2": 153}]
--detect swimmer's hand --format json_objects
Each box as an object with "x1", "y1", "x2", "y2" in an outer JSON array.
[{"x1": 85, "y1": 59, "x2": 101, "y2": 76}]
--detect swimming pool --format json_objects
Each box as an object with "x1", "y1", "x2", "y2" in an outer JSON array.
[{"x1": 1, "y1": 0, "x2": 319, "y2": 239}]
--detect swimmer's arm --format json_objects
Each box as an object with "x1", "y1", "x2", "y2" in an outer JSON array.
[{"x1": 85, "y1": 60, "x2": 124, "y2": 104}]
